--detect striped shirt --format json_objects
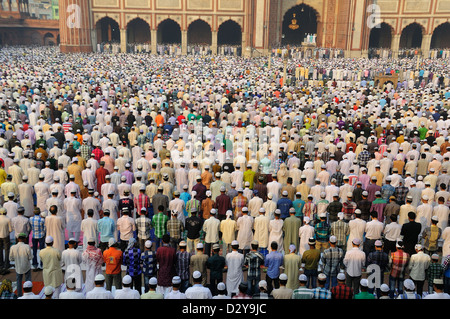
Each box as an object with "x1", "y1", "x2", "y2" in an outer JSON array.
[
  {"x1": 176, "y1": 250, "x2": 192, "y2": 281},
  {"x1": 292, "y1": 287, "x2": 313, "y2": 299},
  {"x1": 29, "y1": 215, "x2": 46, "y2": 239}
]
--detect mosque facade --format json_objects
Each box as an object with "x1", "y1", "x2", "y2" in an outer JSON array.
[{"x1": 2, "y1": 0, "x2": 450, "y2": 57}]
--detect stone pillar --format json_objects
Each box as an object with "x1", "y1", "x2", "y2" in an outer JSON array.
[
  {"x1": 242, "y1": 31, "x2": 249, "y2": 57},
  {"x1": 211, "y1": 30, "x2": 217, "y2": 55},
  {"x1": 151, "y1": 29, "x2": 157, "y2": 54},
  {"x1": 181, "y1": 30, "x2": 187, "y2": 55},
  {"x1": 120, "y1": 28, "x2": 127, "y2": 53},
  {"x1": 421, "y1": 34, "x2": 432, "y2": 58},
  {"x1": 59, "y1": 0, "x2": 92, "y2": 53},
  {"x1": 391, "y1": 34, "x2": 400, "y2": 58}
]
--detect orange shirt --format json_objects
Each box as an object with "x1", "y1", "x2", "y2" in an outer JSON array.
[
  {"x1": 155, "y1": 114, "x2": 164, "y2": 127},
  {"x1": 103, "y1": 247, "x2": 123, "y2": 275}
]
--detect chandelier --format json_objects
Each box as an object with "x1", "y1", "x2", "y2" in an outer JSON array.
[{"x1": 289, "y1": 13, "x2": 299, "y2": 30}]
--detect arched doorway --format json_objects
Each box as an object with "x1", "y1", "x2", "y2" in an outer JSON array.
[
  {"x1": 43, "y1": 33, "x2": 55, "y2": 45},
  {"x1": 218, "y1": 19, "x2": 242, "y2": 45},
  {"x1": 431, "y1": 22, "x2": 450, "y2": 49},
  {"x1": 369, "y1": 23, "x2": 393, "y2": 49},
  {"x1": 30, "y1": 32, "x2": 42, "y2": 45},
  {"x1": 127, "y1": 18, "x2": 150, "y2": 44},
  {"x1": 157, "y1": 19, "x2": 181, "y2": 44},
  {"x1": 281, "y1": 4, "x2": 318, "y2": 46},
  {"x1": 217, "y1": 19, "x2": 242, "y2": 56},
  {"x1": 368, "y1": 23, "x2": 393, "y2": 58},
  {"x1": 399, "y1": 23, "x2": 423, "y2": 49},
  {"x1": 187, "y1": 19, "x2": 211, "y2": 45},
  {"x1": 96, "y1": 16, "x2": 120, "y2": 44}
]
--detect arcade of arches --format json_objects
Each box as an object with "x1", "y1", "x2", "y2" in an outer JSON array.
[
  {"x1": 369, "y1": 21, "x2": 450, "y2": 58},
  {"x1": 92, "y1": 16, "x2": 244, "y2": 55}
]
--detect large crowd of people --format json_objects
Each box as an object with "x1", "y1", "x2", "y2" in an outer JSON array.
[{"x1": 0, "y1": 45, "x2": 449, "y2": 300}]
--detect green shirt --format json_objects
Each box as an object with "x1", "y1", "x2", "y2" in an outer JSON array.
[
  {"x1": 354, "y1": 291, "x2": 375, "y2": 299},
  {"x1": 151, "y1": 212, "x2": 169, "y2": 239},
  {"x1": 243, "y1": 170, "x2": 256, "y2": 189},
  {"x1": 301, "y1": 248, "x2": 321, "y2": 270}
]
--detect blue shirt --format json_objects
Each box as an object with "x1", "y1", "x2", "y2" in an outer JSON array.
[
  {"x1": 29, "y1": 215, "x2": 46, "y2": 239},
  {"x1": 277, "y1": 198, "x2": 293, "y2": 219},
  {"x1": 264, "y1": 250, "x2": 284, "y2": 279},
  {"x1": 97, "y1": 217, "x2": 116, "y2": 243}
]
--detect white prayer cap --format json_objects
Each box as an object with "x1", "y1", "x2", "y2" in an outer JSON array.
[
  {"x1": 149, "y1": 277, "x2": 158, "y2": 285},
  {"x1": 231, "y1": 240, "x2": 239, "y2": 246},
  {"x1": 172, "y1": 276, "x2": 181, "y2": 285},
  {"x1": 193, "y1": 271, "x2": 202, "y2": 279},
  {"x1": 299, "y1": 274, "x2": 308, "y2": 282},
  {"x1": 403, "y1": 279, "x2": 415, "y2": 291},
  {"x1": 217, "y1": 282, "x2": 226, "y2": 290},
  {"x1": 23, "y1": 281, "x2": 33, "y2": 289},
  {"x1": 360, "y1": 279, "x2": 368, "y2": 287},
  {"x1": 122, "y1": 275, "x2": 132, "y2": 285},
  {"x1": 279, "y1": 273, "x2": 288, "y2": 280},
  {"x1": 45, "y1": 236, "x2": 53, "y2": 244},
  {"x1": 108, "y1": 238, "x2": 116, "y2": 247},
  {"x1": 44, "y1": 286, "x2": 55, "y2": 295},
  {"x1": 95, "y1": 274, "x2": 105, "y2": 281},
  {"x1": 380, "y1": 284, "x2": 389, "y2": 292},
  {"x1": 145, "y1": 240, "x2": 152, "y2": 248},
  {"x1": 196, "y1": 243, "x2": 204, "y2": 249},
  {"x1": 337, "y1": 273, "x2": 346, "y2": 281},
  {"x1": 303, "y1": 216, "x2": 310, "y2": 224}
]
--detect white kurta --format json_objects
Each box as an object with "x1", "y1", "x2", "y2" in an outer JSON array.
[
  {"x1": 82, "y1": 197, "x2": 102, "y2": 220},
  {"x1": 64, "y1": 196, "x2": 83, "y2": 233},
  {"x1": 441, "y1": 227, "x2": 450, "y2": 258},
  {"x1": 253, "y1": 215, "x2": 270, "y2": 248},
  {"x1": 347, "y1": 218, "x2": 367, "y2": 251},
  {"x1": 46, "y1": 197, "x2": 65, "y2": 219},
  {"x1": 80, "y1": 218, "x2": 98, "y2": 249},
  {"x1": 61, "y1": 248, "x2": 83, "y2": 284},
  {"x1": 433, "y1": 205, "x2": 449, "y2": 230},
  {"x1": 268, "y1": 218, "x2": 284, "y2": 252},
  {"x1": 45, "y1": 215, "x2": 66, "y2": 252},
  {"x1": 18, "y1": 183, "x2": 34, "y2": 217},
  {"x1": 225, "y1": 251, "x2": 244, "y2": 296},
  {"x1": 236, "y1": 215, "x2": 254, "y2": 250},
  {"x1": 34, "y1": 181, "x2": 50, "y2": 212},
  {"x1": 299, "y1": 224, "x2": 315, "y2": 256}
]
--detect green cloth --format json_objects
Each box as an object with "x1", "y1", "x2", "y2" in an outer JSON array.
[{"x1": 354, "y1": 291, "x2": 375, "y2": 299}]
